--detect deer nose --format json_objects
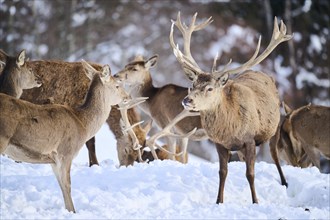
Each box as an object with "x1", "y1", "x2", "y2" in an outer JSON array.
[{"x1": 182, "y1": 97, "x2": 193, "y2": 107}]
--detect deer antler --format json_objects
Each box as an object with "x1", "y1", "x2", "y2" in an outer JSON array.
[
  {"x1": 213, "y1": 17, "x2": 293, "y2": 78},
  {"x1": 118, "y1": 97, "x2": 148, "y2": 162},
  {"x1": 170, "y1": 11, "x2": 213, "y2": 80},
  {"x1": 145, "y1": 109, "x2": 199, "y2": 159}
]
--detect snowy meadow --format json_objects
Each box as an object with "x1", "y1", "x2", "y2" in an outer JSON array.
[{"x1": 1, "y1": 125, "x2": 329, "y2": 219}]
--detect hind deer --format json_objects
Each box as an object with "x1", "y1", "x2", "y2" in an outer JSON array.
[
  {"x1": 113, "y1": 13, "x2": 214, "y2": 163},
  {"x1": 171, "y1": 13, "x2": 292, "y2": 203},
  {"x1": 0, "y1": 49, "x2": 41, "y2": 97},
  {"x1": 0, "y1": 50, "x2": 146, "y2": 167},
  {"x1": 0, "y1": 61, "x2": 129, "y2": 212},
  {"x1": 270, "y1": 102, "x2": 330, "y2": 187}
]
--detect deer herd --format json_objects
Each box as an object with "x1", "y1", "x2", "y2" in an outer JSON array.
[{"x1": 0, "y1": 12, "x2": 329, "y2": 213}]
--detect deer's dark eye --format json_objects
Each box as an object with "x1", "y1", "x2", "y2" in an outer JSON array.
[
  {"x1": 132, "y1": 68, "x2": 138, "y2": 71},
  {"x1": 207, "y1": 87, "x2": 213, "y2": 92}
]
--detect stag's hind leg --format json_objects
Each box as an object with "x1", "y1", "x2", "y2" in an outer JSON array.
[
  {"x1": 215, "y1": 144, "x2": 230, "y2": 204},
  {"x1": 51, "y1": 156, "x2": 75, "y2": 213},
  {"x1": 242, "y1": 141, "x2": 258, "y2": 204}
]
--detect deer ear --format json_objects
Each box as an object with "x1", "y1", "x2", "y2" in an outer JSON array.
[
  {"x1": 145, "y1": 55, "x2": 158, "y2": 69},
  {"x1": 81, "y1": 60, "x2": 96, "y2": 80},
  {"x1": 282, "y1": 101, "x2": 292, "y2": 115},
  {"x1": 217, "y1": 73, "x2": 229, "y2": 86},
  {"x1": 16, "y1": 50, "x2": 26, "y2": 67}
]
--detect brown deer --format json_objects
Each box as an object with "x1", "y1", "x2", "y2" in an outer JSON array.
[
  {"x1": 0, "y1": 49, "x2": 41, "y2": 97},
  {"x1": 113, "y1": 14, "x2": 214, "y2": 162},
  {"x1": 171, "y1": 13, "x2": 292, "y2": 203},
  {"x1": 270, "y1": 102, "x2": 330, "y2": 187},
  {"x1": 0, "y1": 62, "x2": 128, "y2": 213},
  {"x1": 0, "y1": 50, "x2": 146, "y2": 167}
]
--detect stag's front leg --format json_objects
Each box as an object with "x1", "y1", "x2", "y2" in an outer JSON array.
[
  {"x1": 243, "y1": 141, "x2": 258, "y2": 204},
  {"x1": 51, "y1": 157, "x2": 75, "y2": 213},
  {"x1": 215, "y1": 144, "x2": 230, "y2": 204}
]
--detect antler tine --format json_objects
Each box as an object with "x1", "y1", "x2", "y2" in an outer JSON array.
[
  {"x1": 145, "y1": 109, "x2": 199, "y2": 155},
  {"x1": 170, "y1": 11, "x2": 212, "y2": 80},
  {"x1": 118, "y1": 97, "x2": 149, "y2": 161},
  {"x1": 214, "y1": 16, "x2": 293, "y2": 78},
  {"x1": 117, "y1": 96, "x2": 148, "y2": 110},
  {"x1": 211, "y1": 52, "x2": 219, "y2": 73},
  {"x1": 155, "y1": 143, "x2": 184, "y2": 157}
]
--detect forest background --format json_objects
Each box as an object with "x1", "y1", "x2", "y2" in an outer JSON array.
[{"x1": 1, "y1": 0, "x2": 329, "y2": 164}]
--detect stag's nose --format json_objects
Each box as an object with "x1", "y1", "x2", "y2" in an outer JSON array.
[{"x1": 182, "y1": 97, "x2": 193, "y2": 107}]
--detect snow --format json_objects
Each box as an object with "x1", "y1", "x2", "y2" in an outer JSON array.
[{"x1": 1, "y1": 125, "x2": 329, "y2": 219}]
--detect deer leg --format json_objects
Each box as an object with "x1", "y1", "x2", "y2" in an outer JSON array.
[
  {"x1": 243, "y1": 141, "x2": 258, "y2": 204},
  {"x1": 51, "y1": 158, "x2": 75, "y2": 213},
  {"x1": 300, "y1": 141, "x2": 321, "y2": 169},
  {"x1": 166, "y1": 136, "x2": 176, "y2": 160},
  {"x1": 215, "y1": 144, "x2": 230, "y2": 204},
  {"x1": 269, "y1": 134, "x2": 288, "y2": 187},
  {"x1": 85, "y1": 137, "x2": 99, "y2": 166},
  {"x1": 178, "y1": 137, "x2": 189, "y2": 163}
]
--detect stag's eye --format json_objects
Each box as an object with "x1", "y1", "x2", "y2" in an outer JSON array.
[
  {"x1": 132, "y1": 68, "x2": 138, "y2": 71},
  {"x1": 207, "y1": 87, "x2": 213, "y2": 92}
]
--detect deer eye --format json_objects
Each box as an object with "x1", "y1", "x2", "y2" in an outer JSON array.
[
  {"x1": 207, "y1": 87, "x2": 213, "y2": 92},
  {"x1": 132, "y1": 68, "x2": 138, "y2": 71}
]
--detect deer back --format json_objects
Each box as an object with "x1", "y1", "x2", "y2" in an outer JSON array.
[{"x1": 284, "y1": 105, "x2": 330, "y2": 159}]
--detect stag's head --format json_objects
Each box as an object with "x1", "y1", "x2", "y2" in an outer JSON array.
[
  {"x1": 114, "y1": 55, "x2": 158, "y2": 86},
  {"x1": 81, "y1": 60, "x2": 129, "y2": 105},
  {"x1": 0, "y1": 49, "x2": 42, "y2": 91},
  {"x1": 169, "y1": 12, "x2": 292, "y2": 112}
]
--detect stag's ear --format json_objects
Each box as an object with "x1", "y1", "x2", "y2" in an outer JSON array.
[
  {"x1": 282, "y1": 101, "x2": 292, "y2": 115},
  {"x1": 16, "y1": 50, "x2": 26, "y2": 67},
  {"x1": 217, "y1": 73, "x2": 229, "y2": 86},
  {"x1": 145, "y1": 55, "x2": 158, "y2": 70},
  {"x1": 81, "y1": 60, "x2": 97, "y2": 80}
]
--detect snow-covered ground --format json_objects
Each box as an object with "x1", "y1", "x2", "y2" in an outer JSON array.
[{"x1": 1, "y1": 125, "x2": 329, "y2": 219}]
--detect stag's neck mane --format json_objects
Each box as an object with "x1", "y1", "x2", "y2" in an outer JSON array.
[
  {"x1": 75, "y1": 74, "x2": 111, "y2": 139},
  {"x1": 201, "y1": 81, "x2": 245, "y2": 145}
]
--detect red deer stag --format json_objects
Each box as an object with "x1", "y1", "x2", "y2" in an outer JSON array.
[
  {"x1": 171, "y1": 14, "x2": 292, "y2": 203},
  {"x1": 270, "y1": 102, "x2": 330, "y2": 187},
  {"x1": 0, "y1": 49, "x2": 146, "y2": 167},
  {"x1": 114, "y1": 13, "x2": 214, "y2": 163},
  {"x1": 0, "y1": 49, "x2": 41, "y2": 97},
  {"x1": 0, "y1": 62, "x2": 128, "y2": 212}
]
